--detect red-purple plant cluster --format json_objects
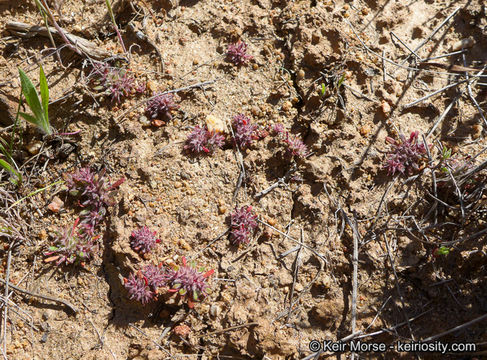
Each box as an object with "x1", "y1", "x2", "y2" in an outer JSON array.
[
  {"x1": 165, "y1": 257, "x2": 214, "y2": 308},
  {"x1": 124, "y1": 271, "x2": 155, "y2": 304},
  {"x1": 145, "y1": 93, "x2": 178, "y2": 121},
  {"x1": 230, "y1": 206, "x2": 258, "y2": 245},
  {"x1": 45, "y1": 167, "x2": 124, "y2": 267},
  {"x1": 44, "y1": 218, "x2": 98, "y2": 266},
  {"x1": 271, "y1": 124, "x2": 309, "y2": 159},
  {"x1": 184, "y1": 126, "x2": 225, "y2": 154},
  {"x1": 384, "y1": 131, "x2": 427, "y2": 176},
  {"x1": 123, "y1": 258, "x2": 213, "y2": 308},
  {"x1": 231, "y1": 114, "x2": 260, "y2": 149},
  {"x1": 130, "y1": 226, "x2": 161, "y2": 254},
  {"x1": 226, "y1": 41, "x2": 252, "y2": 66},
  {"x1": 66, "y1": 167, "x2": 125, "y2": 227},
  {"x1": 90, "y1": 62, "x2": 144, "y2": 103}
]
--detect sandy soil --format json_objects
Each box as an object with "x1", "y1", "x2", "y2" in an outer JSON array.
[{"x1": 0, "y1": 0, "x2": 486, "y2": 359}]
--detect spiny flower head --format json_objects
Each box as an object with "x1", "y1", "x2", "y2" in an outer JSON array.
[
  {"x1": 124, "y1": 271, "x2": 155, "y2": 304},
  {"x1": 90, "y1": 62, "x2": 139, "y2": 103},
  {"x1": 142, "y1": 263, "x2": 167, "y2": 289},
  {"x1": 166, "y1": 257, "x2": 214, "y2": 308},
  {"x1": 44, "y1": 218, "x2": 98, "y2": 266},
  {"x1": 65, "y1": 167, "x2": 124, "y2": 227},
  {"x1": 283, "y1": 133, "x2": 308, "y2": 159},
  {"x1": 130, "y1": 226, "x2": 161, "y2": 254},
  {"x1": 230, "y1": 206, "x2": 258, "y2": 244},
  {"x1": 384, "y1": 131, "x2": 427, "y2": 176},
  {"x1": 145, "y1": 93, "x2": 178, "y2": 121},
  {"x1": 184, "y1": 126, "x2": 225, "y2": 154},
  {"x1": 232, "y1": 114, "x2": 260, "y2": 149},
  {"x1": 226, "y1": 41, "x2": 252, "y2": 66}
]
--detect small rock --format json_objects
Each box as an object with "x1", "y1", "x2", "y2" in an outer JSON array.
[
  {"x1": 218, "y1": 206, "x2": 227, "y2": 214},
  {"x1": 40, "y1": 333, "x2": 48, "y2": 343},
  {"x1": 173, "y1": 324, "x2": 191, "y2": 338},
  {"x1": 25, "y1": 141, "x2": 42, "y2": 155},
  {"x1": 359, "y1": 125, "x2": 371, "y2": 137},
  {"x1": 209, "y1": 304, "x2": 220, "y2": 317},
  {"x1": 282, "y1": 100, "x2": 292, "y2": 112},
  {"x1": 451, "y1": 37, "x2": 474, "y2": 52},
  {"x1": 380, "y1": 100, "x2": 391, "y2": 117},
  {"x1": 47, "y1": 196, "x2": 64, "y2": 213},
  {"x1": 297, "y1": 69, "x2": 305, "y2": 79},
  {"x1": 205, "y1": 114, "x2": 226, "y2": 133},
  {"x1": 139, "y1": 115, "x2": 151, "y2": 126}
]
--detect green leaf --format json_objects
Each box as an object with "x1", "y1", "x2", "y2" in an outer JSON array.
[
  {"x1": 436, "y1": 246, "x2": 450, "y2": 256},
  {"x1": 18, "y1": 68, "x2": 51, "y2": 135},
  {"x1": 337, "y1": 73, "x2": 346, "y2": 88},
  {"x1": 19, "y1": 112, "x2": 39, "y2": 127},
  {"x1": 39, "y1": 65, "x2": 49, "y2": 124},
  {"x1": 321, "y1": 83, "x2": 326, "y2": 96},
  {"x1": 0, "y1": 159, "x2": 21, "y2": 185}
]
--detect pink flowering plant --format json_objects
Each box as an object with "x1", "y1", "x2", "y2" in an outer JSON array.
[
  {"x1": 231, "y1": 114, "x2": 261, "y2": 149},
  {"x1": 184, "y1": 125, "x2": 225, "y2": 154},
  {"x1": 230, "y1": 206, "x2": 258, "y2": 245},
  {"x1": 123, "y1": 258, "x2": 214, "y2": 308},
  {"x1": 271, "y1": 124, "x2": 308, "y2": 159},
  {"x1": 44, "y1": 218, "x2": 98, "y2": 266},
  {"x1": 165, "y1": 257, "x2": 214, "y2": 308},
  {"x1": 226, "y1": 41, "x2": 252, "y2": 66},
  {"x1": 384, "y1": 131, "x2": 428, "y2": 176},
  {"x1": 65, "y1": 167, "x2": 125, "y2": 227},
  {"x1": 130, "y1": 226, "x2": 161, "y2": 254},
  {"x1": 145, "y1": 93, "x2": 178, "y2": 121}
]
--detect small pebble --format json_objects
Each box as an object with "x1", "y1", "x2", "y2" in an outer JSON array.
[
  {"x1": 282, "y1": 100, "x2": 292, "y2": 112},
  {"x1": 218, "y1": 206, "x2": 227, "y2": 214},
  {"x1": 47, "y1": 196, "x2": 64, "y2": 213},
  {"x1": 297, "y1": 69, "x2": 305, "y2": 79},
  {"x1": 209, "y1": 304, "x2": 220, "y2": 317},
  {"x1": 25, "y1": 141, "x2": 42, "y2": 155}
]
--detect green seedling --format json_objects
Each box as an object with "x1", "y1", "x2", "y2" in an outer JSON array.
[
  {"x1": 105, "y1": 0, "x2": 127, "y2": 53},
  {"x1": 0, "y1": 137, "x2": 21, "y2": 185},
  {"x1": 18, "y1": 66, "x2": 53, "y2": 135},
  {"x1": 320, "y1": 83, "x2": 327, "y2": 96}
]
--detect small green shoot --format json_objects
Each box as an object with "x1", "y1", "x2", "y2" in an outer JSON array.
[
  {"x1": 0, "y1": 137, "x2": 21, "y2": 185},
  {"x1": 320, "y1": 83, "x2": 327, "y2": 96},
  {"x1": 18, "y1": 66, "x2": 53, "y2": 135},
  {"x1": 434, "y1": 246, "x2": 450, "y2": 257},
  {"x1": 105, "y1": 0, "x2": 127, "y2": 53}
]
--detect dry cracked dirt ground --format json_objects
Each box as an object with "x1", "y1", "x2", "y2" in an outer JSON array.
[{"x1": 0, "y1": 0, "x2": 486, "y2": 359}]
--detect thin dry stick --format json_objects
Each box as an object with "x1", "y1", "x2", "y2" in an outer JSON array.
[
  {"x1": 390, "y1": 31, "x2": 421, "y2": 60},
  {"x1": 354, "y1": 308, "x2": 433, "y2": 340},
  {"x1": 395, "y1": 7, "x2": 460, "y2": 70},
  {"x1": 463, "y1": 57, "x2": 487, "y2": 127},
  {"x1": 383, "y1": 234, "x2": 416, "y2": 343},
  {"x1": 257, "y1": 220, "x2": 328, "y2": 265},
  {"x1": 403, "y1": 79, "x2": 468, "y2": 108},
  {"x1": 1, "y1": 250, "x2": 11, "y2": 356},
  {"x1": 255, "y1": 163, "x2": 297, "y2": 198},
  {"x1": 422, "y1": 49, "x2": 466, "y2": 62},
  {"x1": 350, "y1": 215, "x2": 359, "y2": 360},
  {"x1": 426, "y1": 95, "x2": 459, "y2": 138},
  {"x1": 202, "y1": 322, "x2": 258, "y2": 338},
  {"x1": 0, "y1": 278, "x2": 77, "y2": 313},
  {"x1": 344, "y1": 18, "x2": 467, "y2": 78},
  {"x1": 422, "y1": 314, "x2": 487, "y2": 342},
  {"x1": 285, "y1": 230, "x2": 303, "y2": 323},
  {"x1": 6, "y1": 22, "x2": 109, "y2": 60},
  {"x1": 128, "y1": 324, "x2": 173, "y2": 358}
]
